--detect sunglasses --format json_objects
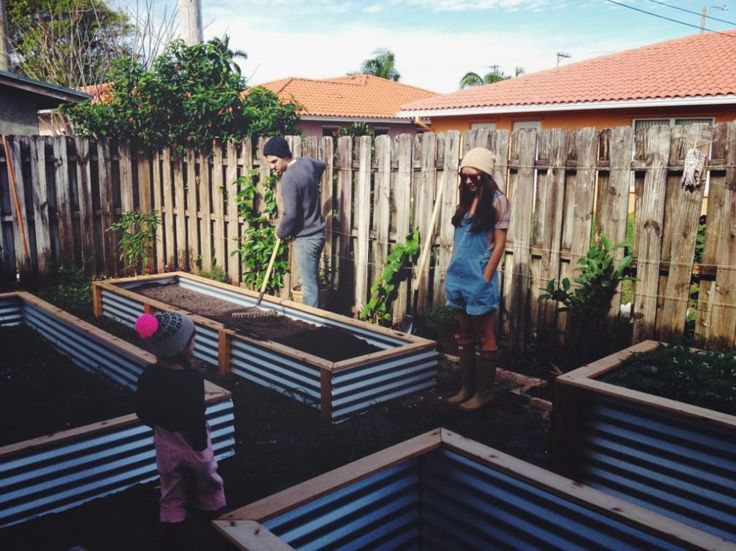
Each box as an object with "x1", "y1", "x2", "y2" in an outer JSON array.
[{"x1": 458, "y1": 172, "x2": 483, "y2": 185}]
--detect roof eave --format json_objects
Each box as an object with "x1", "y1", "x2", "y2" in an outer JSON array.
[
  {"x1": 300, "y1": 115, "x2": 415, "y2": 124},
  {"x1": 398, "y1": 95, "x2": 736, "y2": 118}
]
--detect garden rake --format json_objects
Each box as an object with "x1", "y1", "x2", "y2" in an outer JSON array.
[
  {"x1": 232, "y1": 237, "x2": 282, "y2": 321},
  {"x1": 401, "y1": 176, "x2": 446, "y2": 334}
]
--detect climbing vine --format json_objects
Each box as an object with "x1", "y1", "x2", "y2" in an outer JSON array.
[
  {"x1": 233, "y1": 169, "x2": 287, "y2": 292},
  {"x1": 359, "y1": 229, "x2": 420, "y2": 325}
]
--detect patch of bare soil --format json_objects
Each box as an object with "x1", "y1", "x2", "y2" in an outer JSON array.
[
  {"x1": 135, "y1": 283, "x2": 381, "y2": 362},
  {"x1": 0, "y1": 326, "x2": 137, "y2": 447}
]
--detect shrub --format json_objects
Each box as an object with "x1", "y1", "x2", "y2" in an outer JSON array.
[{"x1": 539, "y1": 234, "x2": 635, "y2": 367}]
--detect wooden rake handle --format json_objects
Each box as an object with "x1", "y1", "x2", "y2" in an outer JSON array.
[
  {"x1": 415, "y1": 179, "x2": 445, "y2": 291},
  {"x1": 256, "y1": 237, "x2": 282, "y2": 306}
]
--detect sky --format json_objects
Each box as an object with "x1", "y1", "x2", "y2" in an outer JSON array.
[{"x1": 134, "y1": 0, "x2": 736, "y2": 93}]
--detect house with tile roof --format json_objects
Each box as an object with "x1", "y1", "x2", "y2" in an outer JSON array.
[
  {"x1": 398, "y1": 31, "x2": 736, "y2": 135},
  {"x1": 254, "y1": 74, "x2": 436, "y2": 138},
  {"x1": 0, "y1": 70, "x2": 90, "y2": 135}
]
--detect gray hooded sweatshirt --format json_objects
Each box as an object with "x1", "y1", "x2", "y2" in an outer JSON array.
[{"x1": 277, "y1": 157, "x2": 326, "y2": 239}]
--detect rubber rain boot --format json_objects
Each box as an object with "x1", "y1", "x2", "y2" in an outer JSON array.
[
  {"x1": 446, "y1": 342, "x2": 476, "y2": 405},
  {"x1": 459, "y1": 349, "x2": 498, "y2": 411}
]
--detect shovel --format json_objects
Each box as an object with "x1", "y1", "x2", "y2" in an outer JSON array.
[
  {"x1": 232, "y1": 237, "x2": 282, "y2": 321},
  {"x1": 401, "y1": 178, "x2": 446, "y2": 333}
]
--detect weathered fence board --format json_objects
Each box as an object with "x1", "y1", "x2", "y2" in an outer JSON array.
[
  {"x1": 4, "y1": 127, "x2": 736, "y2": 351},
  {"x1": 632, "y1": 125, "x2": 671, "y2": 342}
]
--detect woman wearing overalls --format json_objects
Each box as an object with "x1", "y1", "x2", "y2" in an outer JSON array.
[{"x1": 445, "y1": 147, "x2": 510, "y2": 410}]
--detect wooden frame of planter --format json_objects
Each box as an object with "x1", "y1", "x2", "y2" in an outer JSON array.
[
  {"x1": 93, "y1": 272, "x2": 438, "y2": 424},
  {"x1": 213, "y1": 428, "x2": 729, "y2": 550},
  {"x1": 0, "y1": 292, "x2": 235, "y2": 528},
  {"x1": 551, "y1": 340, "x2": 736, "y2": 544}
]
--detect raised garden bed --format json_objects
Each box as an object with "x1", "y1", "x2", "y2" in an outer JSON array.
[
  {"x1": 93, "y1": 272, "x2": 438, "y2": 423},
  {"x1": 0, "y1": 292, "x2": 235, "y2": 528},
  {"x1": 551, "y1": 340, "x2": 736, "y2": 543},
  {"x1": 214, "y1": 428, "x2": 728, "y2": 550}
]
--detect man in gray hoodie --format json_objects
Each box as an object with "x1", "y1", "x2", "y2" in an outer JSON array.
[{"x1": 263, "y1": 136, "x2": 326, "y2": 308}]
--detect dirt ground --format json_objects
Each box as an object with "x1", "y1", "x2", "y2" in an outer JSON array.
[
  {"x1": 0, "y1": 326, "x2": 137, "y2": 447},
  {"x1": 136, "y1": 283, "x2": 381, "y2": 362},
  {"x1": 1, "y1": 292, "x2": 552, "y2": 551}
]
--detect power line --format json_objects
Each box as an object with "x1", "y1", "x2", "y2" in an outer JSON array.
[
  {"x1": 646, "y1": 0, "x2": 736, "y2": 26},
  {"x1": 603, "y1": 0, "x2": 736, "y2": 37}
]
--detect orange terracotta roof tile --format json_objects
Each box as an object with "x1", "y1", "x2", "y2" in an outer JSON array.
[
  {"x1": 401, "y1": 30, "x2": 736, "y2": 113},
  {"x1": 252, "y1": 75, "x2": 436, "y2": 119}
]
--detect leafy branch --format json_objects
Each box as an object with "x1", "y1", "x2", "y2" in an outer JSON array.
[
  {"x1": 359, "y1": 229, "x2": 420, "y2": 325},
  {"x1": 233, "y1": 169, "x2": 287, "y2": 293}
]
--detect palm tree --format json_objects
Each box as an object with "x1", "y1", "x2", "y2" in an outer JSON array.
[
  {"x1": 459, "y1": 65, "x2": 524, "y2": 89},
  {"x1": 357, "y1": 48, "x2": 400, "y2": 81}
]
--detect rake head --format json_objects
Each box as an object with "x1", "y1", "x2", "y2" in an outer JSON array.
[{"x1": 231, "y1": 307, "x2": 278, "y2": 321}]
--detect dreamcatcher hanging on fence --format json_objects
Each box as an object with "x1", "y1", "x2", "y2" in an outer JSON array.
[{"x1": 681, "y1": 147, "x2": 707, "y2": 192}]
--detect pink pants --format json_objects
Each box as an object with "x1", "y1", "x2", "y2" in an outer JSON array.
[{"x1": 153, "y1": 426, "x2": 226, "y2": 523}]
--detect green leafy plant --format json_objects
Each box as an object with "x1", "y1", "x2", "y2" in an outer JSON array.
[
  {"x1": 539, "y1": 234, "x2": 635, "y2": 367},
  {"x1": 233, "y1": 170, "x2": 287, "y2": 293},
  {"x1": 425, "y1": 303, "x2": 458, "y2": 333},
  {"x1": 336, "y1": 122, "x2": 374, "y2": 138},
  {"x1": 107, "y1": 211, "x2": 160, "y2": 274},
  {"x1": 35, "y1": 267, "x2": 93, "y2": 317},
  {"x1": 359, "y1": 229, "x2": 420, "y2": 326},
  {"x1": 198, "y1": 263, "x2": 229, "y2": 283}
]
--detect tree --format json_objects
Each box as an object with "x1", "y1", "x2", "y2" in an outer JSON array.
[
  {"x1": 357, "y1": 48, "x2": 400, "y2": 81},
  {"x1": 6, "y1": 0, "x2": 130, "y2": 88},
  {"x1": 65, "y1": 36, "x2": 301, "y2": 152},
  {"x1": 459, "y1": 65, "x2": 524, "y2": 89}
]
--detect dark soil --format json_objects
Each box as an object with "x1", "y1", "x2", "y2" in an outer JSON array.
[
  {"x1": 1, "y1": 327, "x2": 551, "y2": 551},
  {"x1": 601, "y1": 345, "x2": 736, "y2": 415},
  {"x1": 135, "y1": 283, "x2": 381, "y2": 362},
  {"x1": 0, "y1": 326, "x2": 137, "y2": 447}
]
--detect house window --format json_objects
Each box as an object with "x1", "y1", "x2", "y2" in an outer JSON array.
[
  {"x1": 633, "y1": 117, "x2": 714, "y2": 133},
  {"x1": 471, "y1": 123, "x2": 497, "y2": 130},
  {"x1": 513, "y1": 121, "x2": 541, "y2": 131},
  {"x1": 322, "y1": 126, "x2": 339, "y2": 137},
  {"x1": 374, "y1": 127, "x2": 389, "y2": 136}
]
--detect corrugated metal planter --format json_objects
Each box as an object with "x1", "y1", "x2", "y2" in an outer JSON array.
[
  {"x1": 213, "y1": 428, "x2": 729, "y2": 550},
  {"x1": 0, "y1": 292, "x2": 235, "y2": 527},
  {"x1": 93, "y1": 272, "x2": 438, "y2": 423},
  {"x1": 551, "y1": 340, "x2": 736, "y2": 544}
]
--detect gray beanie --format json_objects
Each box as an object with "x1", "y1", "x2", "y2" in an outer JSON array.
[
  {"x1": 263, "y1": 136, "x2": 292, "y2": 158},
  {"x1": 459, "y1": 147, "x2": 495, "y2": 176},
  {"x1": 135, "y1": 311, "x2": 195, "y2": 358}
]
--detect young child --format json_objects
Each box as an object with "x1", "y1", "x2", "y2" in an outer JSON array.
[
  {"x1": 445, "y1": 147, "x2": 510, "y2": 411},
  {"x1": 134, "y1": 311, "x2": 226, "y2": 542}
]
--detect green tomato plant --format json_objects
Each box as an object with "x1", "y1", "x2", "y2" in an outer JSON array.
[
  {"x1": 359, "y1": 229, "x2": 420, "y2": 326},
  {"x1": 107, "y1": 210, "x2": 161, "y2": 274},
  {"x1": 538, "y1": 234, "x2": 635, "y2": 367},
  {"x1": 233, "y1": 170, "x2": 287, "y2": 293}
]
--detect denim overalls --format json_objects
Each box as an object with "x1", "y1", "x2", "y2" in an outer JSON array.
[{"x1": 445, "y1": 210, "x2": 500, "y2": 316}]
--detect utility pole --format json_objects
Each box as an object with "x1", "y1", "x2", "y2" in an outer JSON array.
[
  {"x1": 0, "y1": 0, "x2": 10, "y2": 71},
  {"x1": 178, "y1": 0, "x2": 203, "y2": 45},
  {"x1": 700, "y1": 4, "x2": 727, "y2": 32},
  {"x1": 556, "y1": 52, "x2": 571, "y2": 67}
]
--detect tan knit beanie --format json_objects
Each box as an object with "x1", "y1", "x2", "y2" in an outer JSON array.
[{"x1": 459, "y1": 147, "x2": 495, "y2": 176}]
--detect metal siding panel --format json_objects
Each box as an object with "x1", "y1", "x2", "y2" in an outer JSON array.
[
  {"x1": 580, "y1": 397, "x2": 736, "y2": 542},
  {"x1": 420, "y1": 449, "x2": 685, "y2": 551},
  {"x1": 264, "y1": 461, "x2": 420, "y2": 549},
  {"x1": 1, "y1": 399, "x2": 235, "y2": 527},
  {"x1": 24, "y1": 306, "x2": 145, "y2": 389},
  {"x1": 0, "y1": 296, "x2": 23, "y2": 326}
]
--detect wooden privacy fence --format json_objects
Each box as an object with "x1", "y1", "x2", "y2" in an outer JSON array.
[{"x1": 1, "y1": 124, "x2": 735, "y2": 351}]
